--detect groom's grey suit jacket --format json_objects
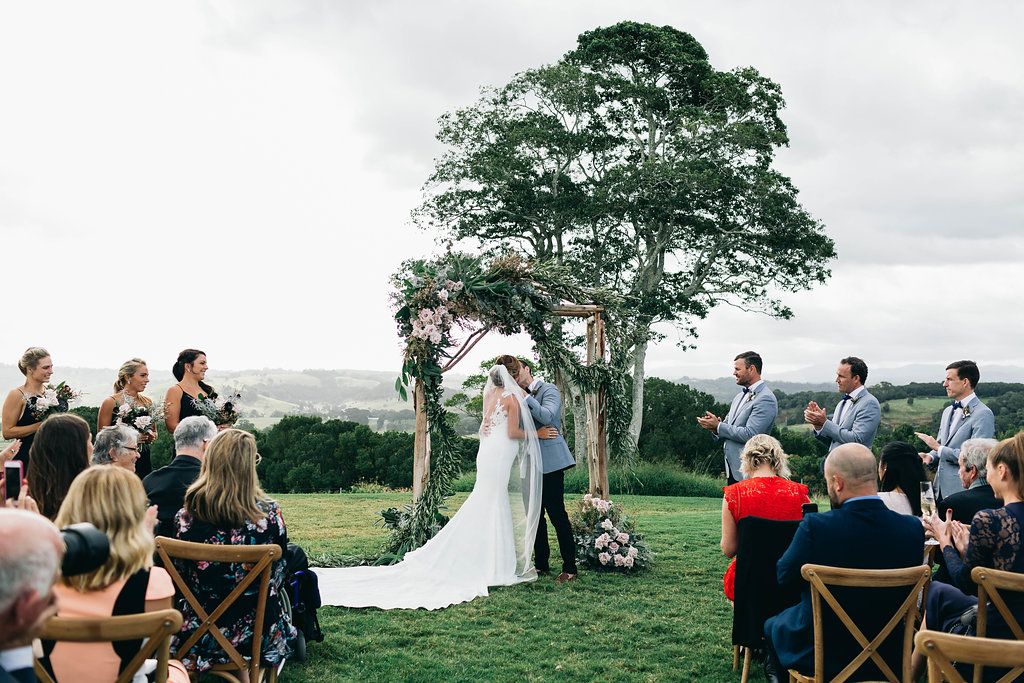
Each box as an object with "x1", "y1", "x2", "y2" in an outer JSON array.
[
  {"x1": 928, "y1": 395, "x2": 995, "y2": 499},
  {"x1": 716, "y1": 383, "x2": 778, "y2": 481},
  {"x1": 524, "y1": 381, "x2": 576, "y2": 475},
  {"x1": 816, "y1": 389, "x2": 881, "y2": 462}
]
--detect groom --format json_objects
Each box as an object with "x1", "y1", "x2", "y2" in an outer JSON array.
[{"x1": 517, "y1": 360, "x2": 578, "y2": 583}]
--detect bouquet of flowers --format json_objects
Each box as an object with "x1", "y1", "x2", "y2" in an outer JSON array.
[
  {"x1": 27, "y1": 382, "x2": 82, "y2": 422},
  {"x1": 570, "y1": 493, "x2": 653, "y2": 573},
  {"x1": 192, "y1": 390, "x2": 241, "y2": 426},
  {"x1": 114, "y1": 399, "x2": 164, "y2": 436}
]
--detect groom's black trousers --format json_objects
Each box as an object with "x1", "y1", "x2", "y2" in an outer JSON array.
[{"x1": 535, "y1": 469, "x2": 578, "y2": 575}]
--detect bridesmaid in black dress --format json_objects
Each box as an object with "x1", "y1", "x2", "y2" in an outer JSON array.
[
  {"x1": 97, "y1": 358, "x2": 157, "y2": 478},
  {"x1": 1, "y1": 347, "x2": 53, "y2": 471},
  {"x1": 164, "y1": 349, "x2": 217, "y2": 453}
]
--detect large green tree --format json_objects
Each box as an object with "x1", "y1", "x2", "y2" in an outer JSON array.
[{"x1": 416, "y1": 22, "x2": 836, "y2": 447}]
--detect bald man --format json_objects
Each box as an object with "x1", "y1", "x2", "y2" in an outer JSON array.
[
  {"x1": 0, "y1": 509, "x2": 63, "y2": 683},
  {"x1": 763, "y1": 444, "x2": 924, "y2": 683}
]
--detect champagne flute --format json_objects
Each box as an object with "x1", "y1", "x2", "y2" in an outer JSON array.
[{"x1": 921, "y1": 482, "x2": 939, "y2": 546}]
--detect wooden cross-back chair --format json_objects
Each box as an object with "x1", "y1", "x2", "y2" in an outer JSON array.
[
  {"x1": 915, "y1": 630, "x2": 1024, "y2": 683},
  {"x1": 971, "y1": 565, "x2": 1024, "y2": 683},
  {"x1": 788, "y1": 563, "x2": 931, "y2": 683},
  {"x1": 155, "y1": 537, "x2": 282, "y2": 683},
  {"x1": 34, "y1": 608, "x2": 183, "y2": 683}
]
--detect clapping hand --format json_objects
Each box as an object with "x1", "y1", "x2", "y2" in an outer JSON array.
[
  {"x1": 915, "y1": 431, "x2": 941, "y2": 452},
  {"x1": 696, "y1": 411, "x2": 721, "y2": 434},
  {"x1": 923, "y1": 509, "x2": 956, "y2": 548},
  {"x1": 951, "y1": 519, "x2": 970, "y2": 556},
  {"x1": 804, "y1": 401, "x2": 827, "y2": 429},
  {"x1": 145, "y1": 504, "x2": 159, "y2": 536}
]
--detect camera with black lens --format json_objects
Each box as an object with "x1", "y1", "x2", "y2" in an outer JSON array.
[{"x1": 60, "y1": 522, "x2": 110, "y2": 576}]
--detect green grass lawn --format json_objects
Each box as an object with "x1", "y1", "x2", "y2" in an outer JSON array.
[{"x1": 275, "y1": 492, "x2": 765, "y2": 682}]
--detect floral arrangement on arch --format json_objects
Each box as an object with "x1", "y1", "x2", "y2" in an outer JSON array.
[
  {"x1": 570, "y1": 493, "x2": 652, "y2": 573},
  {"x1": 27, "y1": 382, "x2": 82, "y2": 422}
]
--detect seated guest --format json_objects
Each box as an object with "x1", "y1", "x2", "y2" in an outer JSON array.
[
  {"x1": 913, "y1": 432, "x2": 1024, "y2": 679},
  {"x1": 173, "y1": 429, "x2": 294, "y2": 675},
  {"x1": 720, "y1": 434, "x2": 810, "y2": 601},
  {"x1": 27, "y1": 414, "x2": 92, "y2": 520},
  {"x1": 91, "y1": 424, "x2": 140, "y2": 472},
  {"x1": 143, "y1": 416, "x2": 216, "y2": 539},
  {"x1": 764, "y1": 443, "x2": 925, "y2": 683},
  {"x1": 0, "y1": 508, "x2": 62, "y2": 682},
  {"x1": 877, "y1": 441, "x2": 927, "y2": 516},
  {"x1": 937, "y1": 438, "x2": 1001, "y2": 525},
  {"x1": 46, "y1": 466, "x2": 188, "y2": 683}
]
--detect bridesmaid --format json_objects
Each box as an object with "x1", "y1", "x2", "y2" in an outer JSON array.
[
  {"x1": 1, "y1": 347, "x2": 53, "y2": 470},
  {"x1": 97, "y1": 358, "x2": 156, "y2": 478},
  {"x1": 164, "y1": 349, "x2": 217, "y2": 441}
]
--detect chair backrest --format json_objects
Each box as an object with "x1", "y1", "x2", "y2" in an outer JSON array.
[
  {"x1": 155, "y1": 536, "x2": 281, "y2": 681},
  {"x1": 732, "y1": 516, "x2": 802, "y2": 648},
  {"x1": 915, "y1": 629, "x2": 1024, "y2": 683},
  {"x1": 971, "y1": 565, "x2": 1024, "y2": 683},
  {"x1": 801, "y1": 563, "x2": 930, "y2": 683},
  {"x1": 34, "y1": 609, "x2": 183, "y2": 683}
]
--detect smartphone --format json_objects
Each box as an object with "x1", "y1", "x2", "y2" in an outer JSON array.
[
  {"x1": 4, "y1": 460, "x2": 23, "y2": 500},
  {"x1": 801, "y1": 502, "x2": 819, "y2": 517}
]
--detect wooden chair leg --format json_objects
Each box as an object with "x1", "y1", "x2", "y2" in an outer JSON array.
[
  {"x1": 733, "y1": 644, "x2": 740, "y2": 670},
  {"x1": 741, "y1": 647, "x2": 752, "y2": 683}
]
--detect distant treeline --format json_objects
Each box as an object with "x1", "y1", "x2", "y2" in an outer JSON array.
[{"x1": 64, "y1": 379, "x2": 1024, "y2": 495}]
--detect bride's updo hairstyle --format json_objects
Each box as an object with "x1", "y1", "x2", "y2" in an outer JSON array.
[
  {"x1": 173, "y1": 348, "x2": 215, "y2": 396},
  {"x1": 493, "y1": 355, "x2": 521, "y2": 387}
]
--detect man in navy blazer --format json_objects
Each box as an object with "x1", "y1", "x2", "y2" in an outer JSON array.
[
  {"x1": 517, "y1": 360, "x2": 578, "y2": 583},
  {"x1": 915, "y1": 360, "x2": 995, "y2": 502},
  {"x1": 763, "y1": 444, "x2": 925, "y2": 682},
  {"x1": 0, "y1": 509, "x2": 63, "y2": 683},
  {"x1": 697, "y1": 351, "x2": 778, "y2": 485},
  {"x1": 805, "y1": 356, "x2": 881, "y2": 470}
]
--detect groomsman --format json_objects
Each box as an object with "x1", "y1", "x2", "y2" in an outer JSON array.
[
  {"x1": 697, "y1": 351, "x2": 778, "y2": 485},
  {"x1": 804, "y1": 356, "x2": 881, "y2": 468},
  {"x1": 915, "y1": 360, "x2": 995, "y2": 502}
]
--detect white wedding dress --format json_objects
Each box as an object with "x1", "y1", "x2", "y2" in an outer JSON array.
[{"x1": 314, "y1": 366, "x2": 543, "y2": 610}]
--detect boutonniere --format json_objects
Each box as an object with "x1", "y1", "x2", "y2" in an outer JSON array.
[
  {"x1": 849, "y1": 395, "x2": 859, "y2": 404},
  {"x1": 747, "y1": 390, "x2": 757, "y2": 399},
  {"x1": 962, "y1": 405, "x2": 971, "y2": 419}
]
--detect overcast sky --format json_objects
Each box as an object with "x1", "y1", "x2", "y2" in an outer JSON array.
[{"x1": 1, "y1": 1, "x2": 1021, "y2": 384}]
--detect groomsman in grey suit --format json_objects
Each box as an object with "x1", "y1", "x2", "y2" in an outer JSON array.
[
  {"x1": 915, "y1": 360, "x2": 995, "y2": 502},
  {"x1": 697, "y1": 351, "x2": 778, "y2": 485},
  {"x1": 805, "y1": 356, "x2": 881, "y2": 468}
]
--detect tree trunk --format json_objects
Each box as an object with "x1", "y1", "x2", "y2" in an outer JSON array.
[
  {"x1": 563, "y1": 377, "x2": 588, "y2": 465},
  {"x1": 412, "y1": 381, "x2": 430, "y2": 501},
  {"x1": 628, "y1": 339, "x2": 647, "y2": 448}
]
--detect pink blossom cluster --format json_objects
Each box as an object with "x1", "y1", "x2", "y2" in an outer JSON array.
[
  {"x1": 582, "y1": 492, "x2": 613, "y2": 515},
  {"x1": 410, "y1": 305, "x2": 453, "y2": 344}
]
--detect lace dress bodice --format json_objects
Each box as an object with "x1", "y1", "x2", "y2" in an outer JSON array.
[{"x1": 482, "y1": 391, "x2": 512, "y2": 438}]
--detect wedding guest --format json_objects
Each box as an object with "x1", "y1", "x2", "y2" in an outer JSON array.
[
  {"x1": 97, "y1": 358, "x2": 157, "y2": 478},
  {"x1": 173, "y1": 429, "x2": 293, "y2": 675},
  {"x1": 912, "y1": 432, "x2": 1024, "y2": 680},
  {"x1": 720, "y1": 434, "x2": 809, "y2": 601},
  {"x1": 164, "y1": 349, "x2": 217, "y2": 438},
  {"x1": 144, "y1": 416, "x2": 217, "y2": 539},
  {"x1": 27, "y1": 414, "x2": 92, "y2": 520},
  {"x1": 2, "y1": 347, "x2": 53, "y2": 470},
  {"x1": 876, "y1": 441, "x2": 927, "y2": 516},
  {"x1": 91, "y1": 424, "x2": 141, "y2": 473},
  {"x1": 47, "y1": 466, "x2": 189, "y2": 683},
  {"x1": 937, "y1": 438, "x2": 1001, "y2": 525}
]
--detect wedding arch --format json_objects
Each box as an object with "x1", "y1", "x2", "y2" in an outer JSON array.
[{"x1": 388, "y1": 251, "x2": 631, "y2": 554}]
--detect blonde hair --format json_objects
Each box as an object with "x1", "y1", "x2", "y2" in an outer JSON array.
[
  {"x1": 739, "y1": 434, "x2": 792, "y2": 478},
  {"x1": 989, "y1": 432, "x2": 1024, "y2": 499},
  {"x1": 114, "y1": 358, "x2": 147, "y2": 392},
  {"x1": 184, "y1": 429, "x2": 269, "y2": 528},
  {"x1": 18, "y1": 347, "x2": 50, "y2": 375},
  {"x1": 54, "y1": 466, "x2": 153, "y2": 592}
]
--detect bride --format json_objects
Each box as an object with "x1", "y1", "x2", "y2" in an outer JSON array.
[{"x1": 314, "y1": 359, "x2": 545, "y2": 610}]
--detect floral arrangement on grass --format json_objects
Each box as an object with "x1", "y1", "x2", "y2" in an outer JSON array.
[
  {"x1": 27, "y1": 382, "x2": 82, "y2": 421},
  {"x1": 192, "y1": 390, "x2": 241, "y2": 426},
  {"x1": 570, "y1": 493, "x2": 652, "y2": 573},
  {"x1": 114, "y1": 398, "x2": 164, "y2": 436}
]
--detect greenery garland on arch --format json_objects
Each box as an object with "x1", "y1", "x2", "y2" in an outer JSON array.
[{"x1": 387, "y1": 250, "x2": 632, "y2": 555}]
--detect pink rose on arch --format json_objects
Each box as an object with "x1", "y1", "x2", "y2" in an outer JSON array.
[
  {"x1": 598, "y1": 552, "x2": 611, "y2": 565},
  {"x1": 438, "y1": 289, "x2": 449, "y2": 301},
  {"x1": 429, "y1": 331, "x2": 443, "y2": 344},
  {"x1": 623, "y1": 556, "x2": 635, "y2": 568},
  {"x1": 453, "y1": 281, "x2": 464, "y2": 291},
  {"x1": 614, "y1": 554, "x2": 626, "y2": 567},
  {"x1": 418, "y1": 308, "x2": 434, "y2": 323},
  {"x1": 600, "y1": 519, "x2": 614, "y2": 531},
  {"x1": 615, "y1": 532, "x2": 629, "y2": 544},
  {"x1": 608, "y1": 542, "x2": 619, "y2": 553}
]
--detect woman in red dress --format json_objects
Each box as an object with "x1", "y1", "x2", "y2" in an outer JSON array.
[{"x1": 720, "y1": 434, "x2": 810, "y2": 600}]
